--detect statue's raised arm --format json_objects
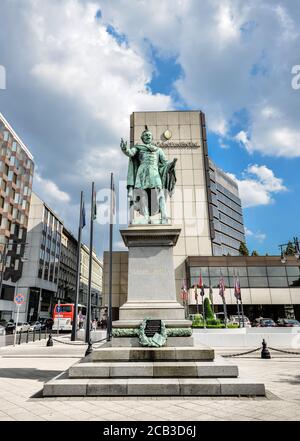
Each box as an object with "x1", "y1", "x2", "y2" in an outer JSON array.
[{"x1": 120, "y1": 138, "x2": 137, "y2": 157}]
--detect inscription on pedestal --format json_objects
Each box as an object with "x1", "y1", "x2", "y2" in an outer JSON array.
[{"x1": 144, "y1": 320, "x2": 162, "y2": 337}]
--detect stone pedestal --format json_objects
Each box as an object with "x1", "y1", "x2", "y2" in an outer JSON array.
[{"x1": 113, "y1": 225, "x2": 190, "y2": 330}]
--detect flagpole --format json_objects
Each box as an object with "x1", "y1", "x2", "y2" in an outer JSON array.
[
  {"x1": 234, "y1": 275, "x2": 241, "y2": 328},
  {"x1": 71, "y1": 191, "x2": 84, "y2": 341},
  {"x1": 223, "y1": 297, "x2": 228, "y2": 328},
  {"x1": 195, "y1": 285, "x2": 199, "y2": 314},
  {"x1": 107, "y1": 172, "x2": 114, "y2": 342},
  {"x1": 85, "y1": 182, "x2": 95, "y2": 345},
  {"x1": 201, "y1": 291, "x2": 206, "y2": 329},
  {"x1": 240, "y1": 297, "x2": 245, "y2": 328}
]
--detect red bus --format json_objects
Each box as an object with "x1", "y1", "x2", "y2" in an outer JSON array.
[{"x1": 52, "y1": 303, "x2": 87, "y2": 331}]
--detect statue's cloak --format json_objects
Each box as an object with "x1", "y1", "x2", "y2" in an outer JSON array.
[{"x1": 127, "y1": 145, "x2": 176, "y2": 216}]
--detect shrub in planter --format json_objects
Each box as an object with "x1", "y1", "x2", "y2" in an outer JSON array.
[
  {"x1": 227, "y1": 323, "x2": 239, "y2": 329},
  {"x1": 204, "y1": 297, "x2": 214, "y2": 320}
]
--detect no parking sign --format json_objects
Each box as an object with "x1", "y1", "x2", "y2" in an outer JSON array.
[{"x1": 14, "y1": 294, "x2": 24, "y2": 305}]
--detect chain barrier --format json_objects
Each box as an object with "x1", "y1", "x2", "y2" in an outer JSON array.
[
  {"x1": 51, "y1": 335, "x2": 108, "y2": 346},
  {"x1": 268, "y1": 346, "x2": 300, "y2": 355},
  {"x1": 222, "y1": 347, "x2": 261, "y2": 357},
  {"x1": 223, "y1": 345, "x2": 300, "y2": 358}
]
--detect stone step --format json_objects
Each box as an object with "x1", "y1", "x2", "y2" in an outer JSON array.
[
  {"x1": 69, "y1": 360, "x2": 238, "y2": 378},
  {"x1": 90, "y1": 346, "x2": 215, "y2": 362},
  {"x1": 43, "y1": 373, "x2": 265, "y2": 397}
]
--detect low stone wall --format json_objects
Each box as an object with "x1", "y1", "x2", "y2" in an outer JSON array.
[
  {"x1": 76, "y1": 329, "x2": 107, "y2": 343},
  {"x1": 192, "y1": 328, "x2": 300, "y2": 348}
]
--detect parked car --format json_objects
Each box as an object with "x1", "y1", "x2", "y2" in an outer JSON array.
[
  {"x1": 0, "y1": 325, "x2": 5, "y2": 336},
  {"x1": 229, "y1": 315, "x2": 252, "y2": 327},
  {"x1": 16, "y1": 322, "x2": 31, "y2": 332},
  {"x1": 277, "y1": 318, "x2": 300, "y2": 327},
  {"x1": 253, "y1": 318, "x2": 276, "y2": 327},
  {"x1": 5, "y1": 322, "x2": 16, "y2": 334},
  {"x1": 29, "y1": 321, "x2": 43, "y2": 331}
]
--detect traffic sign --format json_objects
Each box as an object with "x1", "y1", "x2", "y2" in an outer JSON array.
[
  {"x1": 14, "y1": 294, "x2": 24, "y2": 305},
  {"x1": 56, "y1": 305, "x2": 61, "y2": 313}
]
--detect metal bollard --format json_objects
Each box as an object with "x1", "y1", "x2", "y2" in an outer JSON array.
[
  {"x1": 39, "y1": 328, "x2": 41, "y2": 341},
  {"x1": 33, "y1": 329, "x2": 35, "y2": 342},
  {"x1": 46, "y1": 333, "x2": 53, "y2": 347},
  {"x1": 261, "y1": 339, "x2": 271, "y2": 359},
  {"x1": 18, "y1": 331, "x2": 22, "y2": 345},
  {"x1": 26, "y1": 329, "x2": 29, "y2": 343},
  {"x1": 85, "y1": 339, "x2": 93, "y2": 356}
]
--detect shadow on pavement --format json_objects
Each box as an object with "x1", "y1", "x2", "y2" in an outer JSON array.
[{"x1": 0, "y1": 368, "x2": 62, "y2": 382}]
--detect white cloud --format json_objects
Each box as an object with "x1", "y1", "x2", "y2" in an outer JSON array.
[
  {"x1": 245, "y1": 227, "x2": 266, "y2": 242},
  {"x1": 34, "y1": 173, "x2": 70, "y2": 204},
  {"x1": 98, "y1": 0, "x2": 300, "y2": 157},
  {"x1": 227, "y1": 164, "x2": 287, "y2": 208}
]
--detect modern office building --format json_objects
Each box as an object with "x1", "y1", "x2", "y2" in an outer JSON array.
[
  {"x1": 209, "y1": 159, "x2": 245, "y2": 256},
  {"x1": 57, "y1": 227, "x2": 77, "y2": 303},
  {"x1": 103, "y1": 110, "x2": 300, "y2": 321},
  {"x1": 12, "y1": 192, "x2": 63, "y2": 322},
  {"x1": 80, "y1": 244, "x2": 103, "y2": 320},
  {"x1": 0, "y1": 113, "x2": 34, "y2": 322},
  {"x1": 187, "y1": 255, "x2": 300, "y2": 320}
]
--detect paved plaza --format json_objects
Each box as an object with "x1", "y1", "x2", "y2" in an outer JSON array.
[{"x1": 0, "y1": 338, "x2": 299, "y2": 421}]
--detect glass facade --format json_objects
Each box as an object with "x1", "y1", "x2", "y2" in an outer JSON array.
[
  {"x1": 188, "y1": 266, "x2": 300, "y2": 289},
  {"x1": 38, "y1": 206, "x2": 62, "y2": 285},
  {"x1": 209, "y1": 160, "x2": 246, "y2": 256}
]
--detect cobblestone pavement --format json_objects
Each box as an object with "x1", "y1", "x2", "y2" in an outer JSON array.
[{"x1": 0, "y1": 340, "x2": 299, "y2": 421}]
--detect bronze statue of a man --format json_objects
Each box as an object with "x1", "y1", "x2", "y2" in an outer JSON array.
[{"x1": 120, "y1": 126, "x2": 177, "y2": 224}]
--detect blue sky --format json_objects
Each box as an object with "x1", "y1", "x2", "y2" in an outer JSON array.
[{"x1": 0, "y1": 0, "x2": 299, "y2": 256}]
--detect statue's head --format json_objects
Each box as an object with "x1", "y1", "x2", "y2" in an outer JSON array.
[{"x1": 141, "y1": 126, "x2": 153, "y2": 145}]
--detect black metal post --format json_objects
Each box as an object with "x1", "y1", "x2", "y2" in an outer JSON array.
[
  {"x1": 33, "y1": 329, "x2": 35, "y2": 342},
  {"x1": 261, "y1": 339, "x2": 271, "y2": 359},
  {"x1": 86, "y1": 182, "x2": 95, "y2": 344},
  {"x1": 71, "y1": 191, "x2": 84, "y2": 342},
  {"x1": 107, "y1": 173, "x2": 114, "y2": 342},
  {"x1": 26, "y1": 329, "x2": 29, "y2": 343},
  {"x1": 0, "y1": 242, "x2": 7, "y2": 299},
  {"x1": 18, "y1": 331, "x2": 21, "y2": 345}
]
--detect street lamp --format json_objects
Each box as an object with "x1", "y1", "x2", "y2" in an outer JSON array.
[{"x1": 279, "y1": 237, "x2": 300, "y2": 263}]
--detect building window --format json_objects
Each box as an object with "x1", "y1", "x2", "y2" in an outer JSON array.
[
  {"x1": 247, "y1": 267, "x2": 267, "y2": 277},
  {"x1": 3, "y1": 131, "x2": 9, "y2": 141},
  {"x1": 0, "y1": 196, "x2": 4, "y2": 208},
  {"x1": 4, "y1": 164, "x2": 9, "y2": 176},
  {"x1": 14, "y1": 259, "x2": 19, "y2": 271},
  {"x1": 12, "y1": 141, "x2": 17, "y2": 152},
  {"x1": 6, "y1": 255, "x2": 11, "y2": 267}
]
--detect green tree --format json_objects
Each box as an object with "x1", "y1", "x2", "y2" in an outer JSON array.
[
  {"x1": 204, "y1": 297, "x2": 214, "y2": 320},
  {"x1": 251, "y1": 250, "x2": 259, "y2": 256},
  {"x1": 285, "y1": 241, "x2": 296, "y2": 256},
  {"x1": 239, "y1": 241, "x2": 249, "y2": 256}
]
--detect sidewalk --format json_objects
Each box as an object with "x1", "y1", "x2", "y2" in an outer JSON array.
[{"x1": 0, "y1": 339, "x2": 299, "y2": 421}]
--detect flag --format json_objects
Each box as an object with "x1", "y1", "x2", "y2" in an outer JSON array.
[
  {"x1": 81, "y1": 198, "x2": 86, "y2": 228},
  {"x1": 219, "y1": 277, "x2": 225, "y2": 299},
  {"x1": 209, "y1": 286, "x2": 214, "y2": 304},
  {"x1": 198, "y1": 274, "x2": 205, "y2": 297},
  {"x1": 194, "y1": 284, "x2": 198, "y2": 301},
  {"x1": 180, "y1": 279, "x2": 188, "y2": 301},
  {"x1": 92, "y1": 188, "x2": 97, "y2": 221},
  {"x1": 234, "y1": 276, "x2": 241, "y2": 301}
]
